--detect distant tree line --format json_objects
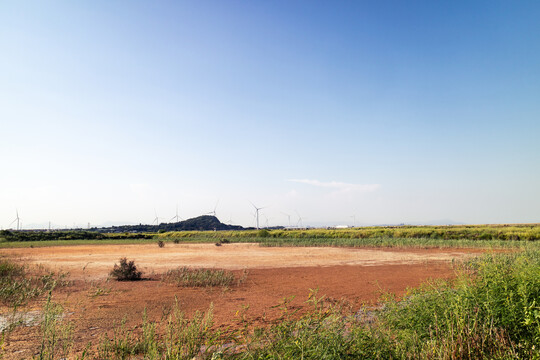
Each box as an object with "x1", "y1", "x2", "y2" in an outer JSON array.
[
  {"x1": 0, "y1": 230, "x2": 153, "y2": 242},
  {"x1": 0, "y1": 216, "x2": 244, "y2": 242}
]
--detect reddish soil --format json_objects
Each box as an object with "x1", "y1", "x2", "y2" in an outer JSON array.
[{"x1": 0, "y1": 243, "x2": 485, "y2": 359}]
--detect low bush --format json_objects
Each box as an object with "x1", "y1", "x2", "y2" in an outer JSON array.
[{"x1": 109, "y1": 258, "x2": 142, "y2": 281}]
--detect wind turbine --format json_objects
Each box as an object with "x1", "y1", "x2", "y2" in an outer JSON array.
[
  {"x1": 170, "y1": 204, "x2": 182, "y2": 223},
  {"x1": 263, "y1": 215, "x2": 271, "y2": 228},
  {"x1": 250, "y1": 202, "x2": 265, "y2": 230},
  {"x1": 281, "y1": 211, "x2": 291, "y2": 228},
  {"x1": 152, "y1": 209, "x2": 160, "y2": 226},
  {"x1": 206, "y1": 200, "x2": 220, "y2": 218},
  {"x1": 295, "y1": 210, "x2": 304, "y2": 229},
  {"x1": 350, "y1": 214, "x2": 357, "y2": 227},
  {"x1": 9, "y1": 209, "x2": 21, "y2": 231}
]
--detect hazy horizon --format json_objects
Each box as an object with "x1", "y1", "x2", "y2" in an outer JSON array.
[{"x1": 2, "y1": 1, "x2": 539, "y2": 229}]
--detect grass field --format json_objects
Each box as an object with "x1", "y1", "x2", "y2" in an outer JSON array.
[{"x1": 1, "y1": 224, "x2": 540, "y2": 249}]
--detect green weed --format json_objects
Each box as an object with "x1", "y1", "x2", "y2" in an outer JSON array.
[
  {"x1": 35, "y1": 292, "x2": 74, "y2": 360},
  {"x1": 0, "y1": 259, "x2": 66, "y2": 308}
]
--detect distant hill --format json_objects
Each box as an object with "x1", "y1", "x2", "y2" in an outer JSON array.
[{"x1": 93, "y1": 215, "x2": 244, "y2": 233}]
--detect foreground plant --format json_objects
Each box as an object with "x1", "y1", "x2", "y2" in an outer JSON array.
[
  {"x1": 97, "y1": 300, "x2": 218, "y2": 359},
  {"x1": 36, "y1": 292, "x2": 74, "y2": 360},
  {"x1": 0, "y1": 258, "x2": 66, "y2": 308},
  {"x1": 109, "y1": 258, "x2": 142, "y2": 281}
]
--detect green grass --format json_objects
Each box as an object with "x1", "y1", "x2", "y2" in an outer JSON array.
[
  {"x1": 2, "y1": 224, "x2": 540, "y2": 249},
  {"x1": 2, "y1": 236, "x2": 539, "y2": 250},
  {"x1": 0, "y1": 238, "x2": 161, "y2": 248},
  {"x1": 158, "y1": 223, "x2": 540, "y2": 242},
  {"x1": 95, "y1": 301, "x2": 217, "y2": 359},
  {"x1": 162, "y1": 267, "x2": 246, "y2": 287},
  {"x1": 0, "y1": 258, "x2": 67, "y2": 308}
]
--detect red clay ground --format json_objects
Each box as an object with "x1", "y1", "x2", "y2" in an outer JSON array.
[{"x1": 0, "y1": 243, "x2": 485, "y2": 359}]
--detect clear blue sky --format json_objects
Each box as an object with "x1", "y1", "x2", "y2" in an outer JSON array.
[{"x1": 1, "y1": 1, "x2": 539, "y2": 228}]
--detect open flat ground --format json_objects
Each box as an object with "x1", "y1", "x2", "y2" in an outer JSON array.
[{"x1": 1, "y1": 243, "x2": 486, "y2": 358}]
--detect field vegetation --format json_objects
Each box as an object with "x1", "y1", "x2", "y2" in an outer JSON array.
[
  {"x1": 0, "y1": 258, "x2": 67, "y2": 308},
  {"x1": 159, "y1": 223, "x2": 540, "y2": 242},
  {"x1": 162, "y1": 267, "x2": 247, "y2": 287},
  {"x1": 5, "y1": 250, "x2": 537, "y2": 359},
  {"x1": 109, "y1": 258, "x2": 142, "y2": 281},
  {"x1": 2, "y1": 224, "x2": 540, "y2": 249},
  {"x1": 2, "y1": 224, "x2": 540, "y2": 358}
]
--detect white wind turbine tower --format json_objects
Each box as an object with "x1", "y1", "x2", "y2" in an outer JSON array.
[
  {"x1": 170, "y1": 204, "x2": 182, "y2": 223},
  {"x1": 295, "y1": 210, "x2": 304, "y2": 228},
  {"x1": 152, "y1": 209, "x2": 161, "y2": 226},
  {"x1": 9, "y1": 209, "x2": 21, "y2": 230},
  {"x1": 263, "y1": 215, "x2": 271, "y2": 228},
  {"x1": 206, "y1": 200, "x2": 220, "y2": 218},
  {"x1": 250, "y1": 202, "x2": 265, "y2": 230},
  {"x1": 281, "y1": 211, "x2": 291, "y2": 228},
  {"x1": 350, "y1": 214, "x2": 357, "y2": 227}
]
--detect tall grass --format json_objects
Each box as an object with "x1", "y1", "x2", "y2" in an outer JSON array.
[
  {"x1": 158, "y1": 224, "x2": 540, "y2": 242},
  {"x1": 96, "y1": 300, "x2": 218, "y2": 359},
  {"x1": 162, "y1": 267, "x2": 247, "y2": 287},
  {"x1": 36, "y1": 292, "x2": 74, "y2": 360},
  {"x1": 0, "y1": 259, "x2": 66, "y2": 308},
  {"x1": 3, "y1": 224, "x2": 540, "y2": 249},
  {"x1": 373, "y1": 250, "x2": 540, "y2": 358}
]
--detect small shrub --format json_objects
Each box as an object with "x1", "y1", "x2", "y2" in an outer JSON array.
[
  {"x1": 258, "y1": 229, "x2": 270, "y2": 238},
  {"x1": 157, "y1": 240, "x2": 165, "y2": 248},
  {"x1": 173, "y1": 239, "x2": 180, "y2": 244},
  {"x1": 109, "y1": 258, "x2": 142, "y2": 281},
  {"x1": 215, "y1": 242, "x2": 222, "y2": 246}
]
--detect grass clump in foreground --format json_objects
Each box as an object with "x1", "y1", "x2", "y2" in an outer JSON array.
[
  {"x1": 162, "y1": 267, "x2": 246, "y2": 287},
  {"x1": 374, "y1": 250, "x2": 540, "y2": 359},
  {"x1": 96, "y1": 301, "x2": 217, "y2": 359},
  {"x1": 0, "y1": 258, "x2": 66, "y2": 308},
  {"x1": 109, "y1": 258, "x2": 142, "y2": 281}
]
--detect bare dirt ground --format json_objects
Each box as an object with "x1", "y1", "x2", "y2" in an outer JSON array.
[
  {"x1": 1, "y1": 243, "x2": 483, "y2": 280},
  {"x1": 0, "y1": 243, "x2": 485, "y2": 358}
]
